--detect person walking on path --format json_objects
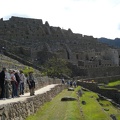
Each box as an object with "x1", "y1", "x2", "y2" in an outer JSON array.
[
  {"x1": 0, "y1": 67, "x2": 7, "y2": 99},
  {"x1": 27, "y1": 71, "x2": 35, "y2": 96}
]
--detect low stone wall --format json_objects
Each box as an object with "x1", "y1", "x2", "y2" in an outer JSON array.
[
  {"x1": 24, "y1": 76, "x2": 61, "y2": 93},
  {"x1": 79, "y1": 75, "x2": 120, "y2": 84},
  {"x1": 0, "y1": 85, "x2": 66, "y2": 120},
  {"x1": 77, "y1": 81, "x2": 120, "y2": 105}
]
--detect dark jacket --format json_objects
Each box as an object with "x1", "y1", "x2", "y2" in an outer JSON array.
[
  {"x1": 15, "y1": 73, "x2": 21, "y2": 84},
  {"x1": 0, "y1": 71, "x2": 5, "y2": 85}
]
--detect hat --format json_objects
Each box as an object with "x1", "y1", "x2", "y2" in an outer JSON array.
[{"x1": 2, "y1": 67, "x2": 6, "y2": 71}]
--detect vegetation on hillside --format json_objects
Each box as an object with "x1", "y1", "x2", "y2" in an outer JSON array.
[
  {"x1": 42, "y1": 57, "x2": 72, "y2": 78},
  {"x1": 22, "y1": 66, "x2": 34, "y2": 75}
]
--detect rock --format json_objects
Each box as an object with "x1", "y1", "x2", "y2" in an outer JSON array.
[
  {"x1": 110, "y1": 114, "x2": 117, "y2": 120},
  {"x1": 81, "y1": 101, "x2": 86, "y2": 105},
  {"x1": 61, "y1": 96, "x2": 77, "y2": 101},
  {"x1": 68, "y1": 88, "x2": 74, "y2": 91},
  {"x1": 77, "y1": 89, "x2": 83, "y2": 97},
  {"x1": 104, "y1": 108, "x2": 109, "y2": 111}
]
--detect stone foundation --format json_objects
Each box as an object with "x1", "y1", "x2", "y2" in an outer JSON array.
[{"x1": 0, "y1": 85, "x2": 66, "y2": 120}]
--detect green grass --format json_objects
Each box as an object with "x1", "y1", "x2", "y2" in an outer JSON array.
[
  {"x1": 99, "y1": 100, "x2": 120, "y2": 120},
  {"x1": 79, "y1": 91, "x2": 111, "y2": 120},
  {"x1": 99, "y1": 80, "x2": 120, "y2": 90},
  {"x1": 26, "y1": 87, "x2": 82, "y2": 120},
  {"x1": 106, "y1": 80, "x2": 120, "y2": 87},
  {"x1": 26, "y1": 87, "x2": 120, "y2": 120},
  {"x1": 98, "y1": 86, "x2": 117, "y2": 90}
]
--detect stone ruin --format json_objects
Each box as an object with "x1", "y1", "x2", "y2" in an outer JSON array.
[{"x1": 0, "y1": 16, "x2": 120, "y2": 77}]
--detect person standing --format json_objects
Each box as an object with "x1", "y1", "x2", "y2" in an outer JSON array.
[
  {"x1": 0, "y1": 67, "x2": 6, "y2": 99},
  {"x1": 14, "y1": 70, "x2": 21, "y2": 97},
  {"x1": 27, "y1": 71, "x2": 35, "y2": 96},
  {"x1": 4, "y1": 69, "x2": 11, "y2": 99},
  {"x1": 19, "y1": 70, "x2": 26, "y2": 95},
  {"x1": 61, "y1": 78, "x2": 65, "y2": 85},
  {"x1": 10, "y1": 70, "x2": 17, "y2": 98}
]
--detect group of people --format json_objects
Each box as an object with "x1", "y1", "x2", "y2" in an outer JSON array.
[
  {"x1": 0, "y1": 67, "x2": 36, "y2": 100},
  {"x1": 61, "y1": 78, "x2": 77, "y2": 88}
]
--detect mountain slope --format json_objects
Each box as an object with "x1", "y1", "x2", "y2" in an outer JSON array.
[{"x1": 98, "y1": 37, "x2": 120, "y2": 48}]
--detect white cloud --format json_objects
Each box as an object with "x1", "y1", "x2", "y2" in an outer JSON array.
[{"x1": 0, "y1": 0, "x2": 120, "y2": 39}]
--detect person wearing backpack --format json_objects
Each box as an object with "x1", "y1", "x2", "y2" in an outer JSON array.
[{"x1": 27, "y1": 71, "x2": 35, "y2": 96}]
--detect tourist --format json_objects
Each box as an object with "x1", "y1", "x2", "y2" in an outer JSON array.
[
  {"x1": 4, "y1": 69, "x2": 11, "y2": 99},
  {"x1": 70, "y1": 80, "x2": 73, "y2": 87},
  {"x1": 61, "y1": 78, "x2": 65, "y2": 84},
  {"x1": 14, "y1": 70, "x2": 21, "y2": 97},
  {"x1": 27, "y1": 71, "x2": 35, "y2": 96},
  {"x1": 19, "y1": 70, "x2": 26, "y2": 95},
  {"x1": 73, "y1": 80, "x2": 77, "y2": 88},
  {"x1": 0, "y1": 67, "x2": 7, "y2": 99},
  {"x1": 10, "y1": 70, "x2": 17, "y2": 98}
]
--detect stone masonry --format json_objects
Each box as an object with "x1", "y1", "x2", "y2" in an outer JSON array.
[
  {"x1": 0, "y1": 16, "x2": 120, "y2": 78},
  {"x1": 0, "y1": 84, "x2": 66, "y2": 120}
]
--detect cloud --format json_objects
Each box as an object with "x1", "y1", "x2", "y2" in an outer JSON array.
[
  {"x1": 0, "y1": 0, "x2": 120, "y2": 38},
  {"x1": 118, "y1": 24, "x2": 120, "y2": 30},
  {"x1": 2, "y1": 13, "x2": 30, "y2": 20}
]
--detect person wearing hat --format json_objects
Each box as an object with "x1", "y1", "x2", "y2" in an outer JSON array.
[
  {"x1": 4, "y1": 69, "x2": 11, "y2": 99},
  {"x1": 10, "y1": 70, "x2": 17, "y2": 98},
  {"x1": 19, "y1": 70, "x2": 26, "y2": 95},
  {"x1": 27, "y1": 71, "x2": 35, "y2": 96},
  {"x1": 0, "y1": 67, "x2": 7, "y2": 99}
]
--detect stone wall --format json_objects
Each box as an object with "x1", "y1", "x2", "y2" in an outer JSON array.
[
  {"x1": 23, "y1": 76, "x2": 61, "y2": 93},
  {"x1": 0, "y1": 85, "x2": 66, "y2": 120},
  {"x1": 0, "y1": 16, "x2": 115, "y2": 67},
  {"x1": 0, "y1": 16, "x2": 120, "y2": 78},
  {"x1": 77, "y1": 81, "x2": 120, "y2": 105},
  {"x1": 87, "y1": 66, "x2": 120, "y2": 78},
  {"x1": 78, "y1": 75, "x2": 120, "y2": 84}
]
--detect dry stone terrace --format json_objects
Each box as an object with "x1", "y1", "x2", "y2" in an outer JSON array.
[
  {"x1": 0, "y1": 84, "x2": 58, "y2": 105},
  {"x1": 0, "y1": 54, "x2": 64, "y2": 120},
  {"x1": 0, "y1": 84, "x2": 66, "y2": 120},
  {"x1": 0, "y1": 16, "x2": 120, "y2": 78}
]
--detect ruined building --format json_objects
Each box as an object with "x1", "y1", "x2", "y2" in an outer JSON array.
[{"x1": 0, "y1": 16, "x2": 120, "y2": 77}]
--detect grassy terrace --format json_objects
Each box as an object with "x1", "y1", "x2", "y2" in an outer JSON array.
[
  {"x1": 106, "y1": 80, "x2": 120, "y2": 87},
  {"x1": 98, "y1": 80, "x2": 120, "y2": 90},
  {"x1": 26, "y1": 87, "x2": 120, "y2": 120}
]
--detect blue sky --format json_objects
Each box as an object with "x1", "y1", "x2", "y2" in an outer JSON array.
[{"x1": 0, "y1": 0, "x2": 120, "y2": 39}]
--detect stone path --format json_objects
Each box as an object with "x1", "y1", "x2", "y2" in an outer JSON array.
[{"x1": 0, "y1": 84, "x2": 58, "y2": 105}]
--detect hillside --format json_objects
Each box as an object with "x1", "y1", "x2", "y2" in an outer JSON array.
[
  {"x1": 0, "y1": 16, "x2": 120, "y2": 78},
  {"x1": 0, "y1": 53, "x2": 41, "y2": 75},
  {"x1": 98, "y1": 37, "x2": 120, "y2": 48},
  {"x1": 0, "y1": 16, "x2": 111, "y2": 65}
]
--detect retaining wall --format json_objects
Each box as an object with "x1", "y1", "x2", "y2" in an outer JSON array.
[
  {"x1": 77, "y1": 81, "x2": 120, "y2": 105},
  {"x1": 0, "y1": 85, "x2": 66, "y2": 120}
]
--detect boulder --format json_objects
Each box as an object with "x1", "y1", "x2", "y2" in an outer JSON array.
[
  {"x1": 68, "y1": 88, "x2": 74, "y2": 91},
  {"x1": 61, "y1": 96, "x2": 77, "y2": 101},
  {"x1": 81, "y1": 101, "x2": 86, "y2": 105},
  {"x1": 110, "y1": 114, "x2": 117, "y2": 120}
]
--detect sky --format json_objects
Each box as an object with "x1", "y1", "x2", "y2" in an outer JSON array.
[{"x1": 0, "y1": 0, "x2": 120, "y2": 39}]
